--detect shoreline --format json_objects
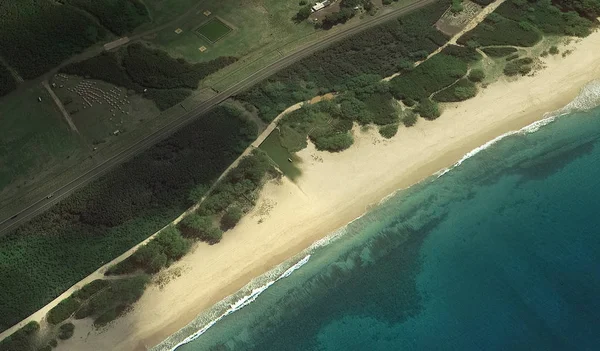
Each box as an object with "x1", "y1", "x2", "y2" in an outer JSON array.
[{"x1": 60, "y1": 30, "x2": 600, "y2": 351}]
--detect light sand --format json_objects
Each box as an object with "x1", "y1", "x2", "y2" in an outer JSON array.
[{"x1": 60, "y1": 30, "x2": 600, "y2": 351}]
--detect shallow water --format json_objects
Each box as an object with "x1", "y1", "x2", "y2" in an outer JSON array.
[{"x1": 157, "y1": 85, "x2": 600, "y2": 351}]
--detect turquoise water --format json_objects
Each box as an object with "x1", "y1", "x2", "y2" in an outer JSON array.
[{"x1": 157, "y1": 88, "x2": 600, "y2": 351}]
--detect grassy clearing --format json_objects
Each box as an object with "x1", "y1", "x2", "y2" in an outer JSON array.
[
  {"x1": 0, "y1": 85, "x2": 85, "y2": 195},
  {"x1": 195, "y1": 18, "x2": 232, "y2": 43},
  {"x1": 149, "y1": 0, "x2": 315, "y2": 64}
]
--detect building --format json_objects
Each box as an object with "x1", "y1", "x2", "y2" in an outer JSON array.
[{"x1": 312, "y1": 0, "x2": 331, "y2": 12}]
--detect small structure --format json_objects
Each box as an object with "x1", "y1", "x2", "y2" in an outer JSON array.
[
  {"x1": 199, "y1": 46, "x2": 207, "y2": 52},
  {"x1": 203, "y1": 10, "x2": 211, "y2": 16},
  {"x1": 312, "y1": 0, "x2": 331, "y2": 12},
  {"x1": 175, "y1": 28, "x2": 183, "y2": 34}
]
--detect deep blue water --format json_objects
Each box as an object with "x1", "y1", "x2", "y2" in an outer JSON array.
[{"x1": 160, "y1": 98, "x2": 600, "y2": 351}]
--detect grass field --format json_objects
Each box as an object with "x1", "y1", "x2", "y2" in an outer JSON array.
[
  {"x1": 150, "y1": 0, "x2": 314, "y2": 64},
  {"x1": 195, "y1": 18, "x2": 232, "y2": 43},
  {"x1": 0, "y1": 85, "x2": 86, "y2": 201}
]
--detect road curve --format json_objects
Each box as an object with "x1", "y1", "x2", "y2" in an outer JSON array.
[{"x1": 0, "y1": 0, "x2": 436, "y2": 236}]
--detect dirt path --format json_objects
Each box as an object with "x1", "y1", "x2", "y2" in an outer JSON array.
[
  {"x1": 383, "y1": 0, "x2": 506, "y2": 82},
  {"x1": 42, "y1": 80, "x2": 79, "y2": 134}
]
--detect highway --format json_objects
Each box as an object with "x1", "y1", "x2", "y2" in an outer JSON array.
[{"x1": 0, "y1": 0, "x2": 436, "y2": 236}]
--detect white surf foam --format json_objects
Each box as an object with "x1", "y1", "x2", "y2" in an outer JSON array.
[
  {"x1": 436, "y1": 80, "x2": 600, "y2": 178},
  {"x1": 164, "y1": 255, "x2": 311, "y2": 351}
]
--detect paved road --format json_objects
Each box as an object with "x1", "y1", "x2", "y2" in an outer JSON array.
[{"x1": 0, "y1": 0, "x2": 436, "y2": 236}]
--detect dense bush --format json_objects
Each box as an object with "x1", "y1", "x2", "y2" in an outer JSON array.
[
  {"x1": 0, "y1": 64, "x2": 17, "y2": 97},
  {"x1": 0, "y1": 321, "x2": 39, "y2": 351},
  {"x1": 237, "y1": 0, "x2": 451, "y2": 121},
  {"x1": 390, "y1": 54, "x2": 468, "y2": 102},
  {"x1": 415, "y1": 99, "x2": 440, "y2": 120},
  {"x1": 0, "y1": 0, "x2": 108, "y2": 79},
  {"x1": 123, "y1": 44, "x2": 237, "y2": 90},
  {"x1": 57, "y1": 323, "x2": 75, "y2": 340},
  {"x1": 496, "y1": 0, "x2": 595, "y2": 37},
  {"x1": 458, "y1": 13, "x2": 542, "y2": 47},
  {"x1": 0, "y1": 105, "x2": 256, "y2": 331},
  {"x1": 433, "y1": 79, "x2": 478, "y2": 102},
  {"x1": 221, "y1": 206, "x2": 243, "y2": 231},
  {"x1": 379, "y1": 124, "x2": 399, "y2": 139},
  {"x1": 468, "y1": 68, "x2": 485, "y2": 82},
  {"x1": 552, "y1": 0, "x2": 600, "y2": 19},
  {"x1": 441, "y1": 45, "x2": 482, "y2": 64},
  {"x1": 482, "y1": 47, "x2": 518, "y2": 57},
  {"x1": 364, "y1": 93, "x2": 399, "y2": 125},
  {"x1": 143, "y1": 89, "x2": 192, "y2": 111},
  {"x1": 72, "y1": 280, "x2": 110, "y2": 300},
  {"x1": 75, "y1": 276, "x2": 149, "y2": 326},
  {"x1": 179, "y1": 214, "x2": 223, "y2": 244},
  {"x1": 504, "y1": 57, "x2": 533, "y2": 76},
  {"x1": 402, "y1": 110, "x2": 418, "y2": 127},
  {"x1": 47, "y1": 297, "x2": 81, "y2": 325},
  {"x1": 65, "y1": 0, "x2": 149, "y2": 35}
]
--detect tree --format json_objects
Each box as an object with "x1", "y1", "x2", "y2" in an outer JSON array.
[
  {"x1": 294, "y1": 5, "x2": 313, "y2": 22},
  {"x1": 221, "y1": 206, "x2": 243, "y2": 230},
  {"x1": 468, "y1": 69, "x2": 485, "y2": 82},
  {"x1": 416, "y1": 99, "x2": 440, "y2": 120}
]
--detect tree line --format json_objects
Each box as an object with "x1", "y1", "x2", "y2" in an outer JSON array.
[
  {"x1": 0, "y1": 105, "x2": 257, "y2": 332},
  {"x1": 61, "y1": 43, "x2": 237, "y2": 110}
]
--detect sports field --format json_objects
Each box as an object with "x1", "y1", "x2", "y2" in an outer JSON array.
[{"x1": 195, "y1": 18, "x2": 232, "y2": 43}]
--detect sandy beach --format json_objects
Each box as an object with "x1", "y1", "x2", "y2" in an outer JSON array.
[{"x1": 59, "y1": 30, "x2": 600, "y2": 351}]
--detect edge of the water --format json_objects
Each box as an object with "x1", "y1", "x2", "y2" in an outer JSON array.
[{"x1": 153, "y1": 79, "x2": 600, "y2": 351}]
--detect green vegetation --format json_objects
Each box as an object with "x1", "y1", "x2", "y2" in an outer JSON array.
[
  {"x1": 0, "y1": 85, "x2": 84, "y2": 193},
  {"x1": 415, "y1": 99, "x2": 441, "y2": 120},
  {"x1": 390, "y1": 54, "x2": 468, "y2": 102},
  {"x1": 468, "y1": 68, "x2": 486, "y2": 82},
  {"x1": 65, "y1": 0, "x2": 149, "y2": 35},
  {"x1": 0, "y1": 64, "x2": 17, "y2": 97},
  {"x1": 496, "y1": 0, "x2": 595, "y2": 37},
  {"x1": 57, "y1": 323, "x2": 75, "y2": 340},
  {"x1": 195, "y1": 18, "x2": 233, "y2": 42},
  {"x1": 379, "y1": 124, "x2": 399, "y2": 139},
  {"x1": 321, "y1": 0, "x2": 374, "y2": 29},
  {"x1": 458, "y1": 12, "x2": 542, "y2": 47},
  {"x1": 237, "y1": 0, "x2": 451, "y2": 122},
  {"x1": 504, "y1": 57, "x2": 534, "y2": 76},
  {"x1": 0, "y1": 321, "x2": 39, "y2": 351},
  {"x1": 47, "y1": 297, "x2": 81, "y2": 325},
  {"x1": 0, "y1": 105, "x2": 256, "y2": 332},
  {"x1": 401, "y1": 109, "x2": 418, "y2": 127},
  {"x1": 72, "y1": 280, "x2": 110, "y2": 300},
  {"x1": 549, "y1": 45, "x2": 560, "y2": 55},
  {"x1": 441, "y1": 45, "x2": 482, "y2": 63},
  {"x1": 61, "y1": 44, "x2": 236, "y2": 110},
  {"x1": 74, "y1": 275, "x2": 150, "y2": 327},
  {"x1": 0, "y1": 0, "x2": 107, "y2": 78},
  {"x1": 451, "y1": 0, "x2": 464, "y2": 13},
  {"x1": 221, "y1": 206, "x2": 243, "y2": 231},
  {"x1": 433, "y1": 78, "x2": 478, "y2": 102},
  {"x1": 107, "y1": 227, "x2": 190, "y2": 274},
  {"x1": 178, "y1": 214, "x2": 223, "y2": 244},
  {"x1": 482, "y1": 46, "x2": 518, "y2": 57},
  {"x1": 460, "y1": 0, "x2": 598, "y2": 49}
]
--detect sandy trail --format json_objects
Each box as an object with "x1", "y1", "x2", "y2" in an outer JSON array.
[{"x1": 54, "y1": 28, "x2": 600, "y2": 351}]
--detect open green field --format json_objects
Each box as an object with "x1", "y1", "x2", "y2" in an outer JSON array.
[
  {"x1": 0, "y1": 85, "x2": 85, "y2": 198},
  {"x1": 195, "y1": 18, "x2": 232, "y2": 43},
  {"x1": 150, "y1": 0, "x2": 314, "y2": 64}
]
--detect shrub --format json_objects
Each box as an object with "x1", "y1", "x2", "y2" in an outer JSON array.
[
  {"x1": 221, "y1": 206, "x2": 243, "y2": 231},
  {"x1": 433, "y1": 79, "x2": 478, "y2": 102},
  {"x1": 390, "y1": 54, "x2": 468, "y2": 102},
  {"x1": 179, "y1": 214, "x2": 223, "y2": 243},
  {"x1": 72, "y1": 280, "x2": 110, "y2": 300},
  {"x1": 311, "y1": 133, "x2": 354, "y2": 152},
  {"x1": 458, "y1": 13, "x2": 541, "y2": 47},
  {"x1": 58, "y1": 323, "x2": 75, "y2": 340},
  {"x1": 549, "y1": 45, "x2": 559, "y2": 55},
  {"x1": 402, "y1": 110, "x2": 418, "y2": 127},
  {"x1": 468, "y1": 69, "x2": 485, "y2": 82},
  {"x1": 47, "y1": 297, "x2": 81, "y2": 325},
  {"x1": 0, "y1": 64, "x2": 17, "y2": 97},
  {"x1": 416, "y1": 99, "x2": 440, "y2": 120},
  {"x1": 49, "y1": 339, "x2": 58, "y2": 347},
  {"x1": 379, "y1": 124, "x2": 399, "y2": 139},
  {"x1": 441, "y1": 45, "x2": 481, "y2": 63},
  {"x1": 83, "y1": 275, "x2": 149, "y2": 325},
  {"x1": 481, "y1": 47, "x2": 517, "y2": 58},
  {"x1": 0, "y1": 321, "x2": 39, "y2": 351}
]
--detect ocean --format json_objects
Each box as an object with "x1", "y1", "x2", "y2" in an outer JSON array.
[{"x1": 155, "y1": 82, "x2": 600, "y2": 351}]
